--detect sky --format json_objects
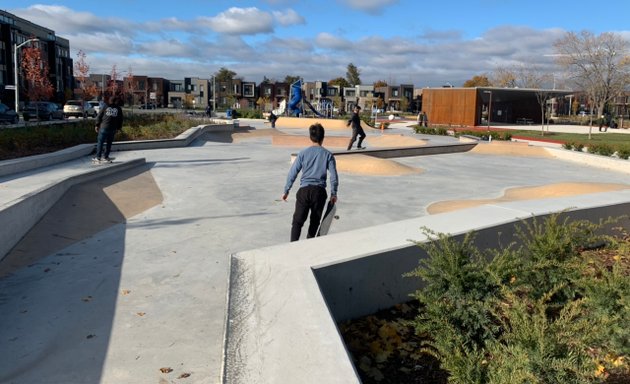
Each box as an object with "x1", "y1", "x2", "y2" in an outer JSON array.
[{"x1": 6, "y1": 0, "x2": 630, "y2": 87}]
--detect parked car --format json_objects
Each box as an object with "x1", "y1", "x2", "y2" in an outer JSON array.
[
  {"x1": 63, "y1": 100, "x2": 87, "y2": 118},
  {"x1": 23, "y1": 101, "x2": 64, "y2": 121},
  {"x1": 0, "y1": 102, "x2": 19, "y2": 124},
  {"x1": 85, "y1": 100, "x2": 100, "y2": 117}
]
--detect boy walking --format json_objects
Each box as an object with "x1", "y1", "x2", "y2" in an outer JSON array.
[{"x1": 282, "y1": 123, "x2": 339, "y2": 241}]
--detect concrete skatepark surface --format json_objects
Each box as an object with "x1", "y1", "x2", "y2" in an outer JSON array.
[{"x1": 0, "y1": 117, "x2": 629, "y2": 383}]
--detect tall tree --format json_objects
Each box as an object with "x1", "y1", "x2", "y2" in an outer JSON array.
[
  {"x1": 215, "y1": 67, "x2": 237, "y2": 82},
  {"x1": 346, "y1": 63, "x2": 361, "y2": 86},
  {"x1": 74, "y1": 50, "x2": 97, "y2": 108},
  {"x1": 21, "y1": 44, "x2": 54, "y2": 103},
  {"x1": 554, "y1": 31, "x2": 630, "y2": 138}
]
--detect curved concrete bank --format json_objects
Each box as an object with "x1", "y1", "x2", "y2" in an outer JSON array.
[
  {"x1": 0, "y1": 123, "x2": 235, "y2": 261},
  {"x1": 0, "y1": 158, "x2": 147, "y2": 263},
  {"x1": 223, "y1": 191, "x2": 630, "y2": 383}
]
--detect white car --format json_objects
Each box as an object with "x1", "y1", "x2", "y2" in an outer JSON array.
[{"x1": 86, "y1": 101, "x2": 101, "y2": 117}]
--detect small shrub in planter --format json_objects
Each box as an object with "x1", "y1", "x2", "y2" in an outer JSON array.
[
  {"x1": 616, "y1": 146, "x2": 630, "y2": 160},
  {"x1": 597, "y1": 144, "x2": 614, "y2": 156},
  {"x1": 563, "y1": 142, "x2": 574, "y2": 150},
  {"x1": 574, "y1": 142, "x2": 585, "y2": 152}
]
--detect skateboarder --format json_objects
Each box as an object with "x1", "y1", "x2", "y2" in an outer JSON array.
[
  {"x1": 93, "y1": 93, "x2": 123, "y2": 164},
  {"x1": 282, "y1": 123, "x2": 338, "y2": 242},
  {"x1": 346, "y1": 105, "x2": 366, "y2": 150}
]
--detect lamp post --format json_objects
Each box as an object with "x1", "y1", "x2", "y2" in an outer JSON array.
[
  {"x1": 484, "y1": 90, "x2": 492, "y2": 141},
  {"x1": 13, "y1": 38, "x2": 39, "y2": 113}
]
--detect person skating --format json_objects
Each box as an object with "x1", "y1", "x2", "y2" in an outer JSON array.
[
  {"x1": 346, "y1": 105, "x2": 366, "y2": 150},
  {"x1": 93, "y1": 94, "x2": 123, "y2": 164},
  {"x1": 282, "y1": 123, "x2": 338, "y2": 242}
]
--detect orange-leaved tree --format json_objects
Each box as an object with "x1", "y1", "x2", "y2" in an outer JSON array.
[
  {"x1": 74, "y1": 50, "x2": 98, "y2": 116},
  {"x1": 21, "y1": 44, "x2": 54, "y2": 103}
]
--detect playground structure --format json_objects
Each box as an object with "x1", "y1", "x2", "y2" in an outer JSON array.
[{"x1": 272, "y1": 79, "x2": 335, "y2": 118}]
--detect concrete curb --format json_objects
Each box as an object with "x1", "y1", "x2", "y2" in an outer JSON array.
[
  {"x1": 223, "y1": 191, "x2": 630, "y2": 383},
  {"x1": 0, "y1": 158, "x2": 147, "y2": 263},
  {"x1": 545, "y1": 147, "x2": 630, "y2": 174},
  {"x1": 0, "y1": 123, "x2": 234, "y2": 178}
]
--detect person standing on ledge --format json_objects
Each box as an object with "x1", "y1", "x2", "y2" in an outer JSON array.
[
  {"x1": 282, "y1": 123, "x2": 338, "y2": 242},
  {"x1": 346, "y1": 105, "x2": 366, "y2": 150},
  {"x1": 93, "y1": 94, "x2": 123, "y2": 164}
]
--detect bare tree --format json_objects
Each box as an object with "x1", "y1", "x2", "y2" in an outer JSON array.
[
  {"x1": 554, "y1": 31, "x2": 630, "y2": 138},
  {"x1": 492, "y1": 64, "x2": 561, "y2": 135}
]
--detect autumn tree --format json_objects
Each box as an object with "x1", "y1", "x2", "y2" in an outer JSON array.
[
  {"x1": 346, "y1": 63, "x2": 361, "y2": 86},
  {"x1": 463, "y1": 74, "x2": 491, "y2": 87},
  {"x1": 373, "y1": 80, "x2": 388, "y2": 88},
  {"x1": 21, "y1": 44, "x2": 54, "y2": 104},
  {"x1": 554, "y1": 31, "x2": 630, "y2": 137},
  {"x1": 328, "y1": 77, "x2": 350, "y2": 88},
  {"x1": 74, "y1": 50, "x2": 97, "y2": 111},
  {"x1": 284, "y1": 75, "x2": 300, "y2": 85}
]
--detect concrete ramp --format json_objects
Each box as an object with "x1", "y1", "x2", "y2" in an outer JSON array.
[{"x1": 274, "y1": 116, "x2": 378, "y2": 131}]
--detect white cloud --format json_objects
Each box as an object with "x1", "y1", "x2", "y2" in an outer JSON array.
[
  {"x1": 315, "y1": 33, "x2": 353, "y2": 50},
  {"x1": 12, "y1": 5, "x2": 134, "y2": 35},
  {"x1": 272, "y1": 9, "x2": 305, "y2": 26},
  {"x1": 339, "y1": 0, "x2": 399, "y2": 15},
  {"x1": 199, "y1": 7, "x2": 274, "y2": 35}
]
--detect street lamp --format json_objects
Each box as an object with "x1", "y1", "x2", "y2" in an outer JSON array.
[
  {"x1": 484, "y1": 90, "x2": 492, "y2": 140},
  {"x1": 13, "y1": 38, "x2": 39, "y2": 113}
]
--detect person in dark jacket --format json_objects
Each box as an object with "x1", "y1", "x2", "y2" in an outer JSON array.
[
  {"x1": 283, "y1": 123, "x2": 338, "y2": 241},
  {"x1": 93, "y1": 94, "x2": 124, "y2": 163},
  {"x1": 346, "y1": 105, "x2": 366, "y2": 150}
]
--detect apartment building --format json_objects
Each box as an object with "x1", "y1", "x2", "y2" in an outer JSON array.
[{"x1": 0, "y1": 10, "x2": 73, "y2": 108}]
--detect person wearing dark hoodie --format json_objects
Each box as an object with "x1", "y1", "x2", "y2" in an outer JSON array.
[{"x1": 93, "y1": 94, "x2": 123, "y2": 164}]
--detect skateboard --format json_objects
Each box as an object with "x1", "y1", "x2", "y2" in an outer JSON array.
[{"x1": 317, "y1": 201, "x2": 338, "y2": 236}]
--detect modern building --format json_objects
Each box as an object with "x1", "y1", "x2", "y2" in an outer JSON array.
[
  {"x1": 0, "y1": 10, "x2": 73, "y2": 108},
  {"x1": 421, "y1": 87, "x2": 573, "y2": 127}
]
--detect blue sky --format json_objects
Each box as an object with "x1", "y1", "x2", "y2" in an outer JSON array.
[{"x1": 8, "y1": 1, "x2": 630, "y2": 86}]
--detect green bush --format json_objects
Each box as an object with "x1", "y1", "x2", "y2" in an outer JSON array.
[
  {"x1": 563, "y1": 142, "x2": 574, "y2": 150},
  {"x1": 574, "y1": 142, "x2": 585, "y2": 152},
  {"x1": 615, "y1": 146, "x2": 630, "y2": 160},
  {"x1": 235, "y1": 108, "x2": 262, "y2": 119},
  {"x1": 0, "y1": 114, "x2": 200, "y2": 160},
  {"x1": 406, "y1": 214, "x2": 627, "y2": 383}
]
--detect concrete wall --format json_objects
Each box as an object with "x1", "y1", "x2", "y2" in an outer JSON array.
[{"x1": 224, "y1": 192, "x2": 630, "y2": 383}]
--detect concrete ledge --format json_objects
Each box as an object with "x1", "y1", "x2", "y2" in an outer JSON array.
[
  {"x1": 0, "y1": 144, "x2": 94, "y2": 178},
  {"x1": 545, "y1": 147, "x2": 630, "y2": 174},
  {"x1": 290, "y1": 142, "x2": 477, "y2": 161},
  {"x1": 223, "y1": 191, "x2": 630, "y2": 383},
  {"x1": 0, "y1": 123, "x2": 234, "y2": 178},
  {"x1": 0, "y1": 158, "x2": 147, "y2": 263}
]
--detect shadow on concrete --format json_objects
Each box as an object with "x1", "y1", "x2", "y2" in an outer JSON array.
[{"x1": 0, "y1": 163, "x2": 161, "y2": 383}]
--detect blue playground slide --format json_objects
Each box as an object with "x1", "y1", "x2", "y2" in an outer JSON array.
[{"x1": 288, "y1": 80, "x2": 302, "y2": 116}]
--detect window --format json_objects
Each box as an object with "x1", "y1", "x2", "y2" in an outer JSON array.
[
  {"x1": 243, "y1": 84, "x2": 254, "y2": 97},
  {"x1": 392, "y1": 89, "x2": 399, "y2": 97},
  {"x1": 346, "y1": 90, "x2": 356, "y2": 97}
]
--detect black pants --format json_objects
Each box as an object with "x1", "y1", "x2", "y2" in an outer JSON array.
[
  {"x1": 291, "y1": 185, "x2": 327, "y2": 241},
  {"x1": 347, "y1": 127, "x2": 366, "y2": 150}
]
